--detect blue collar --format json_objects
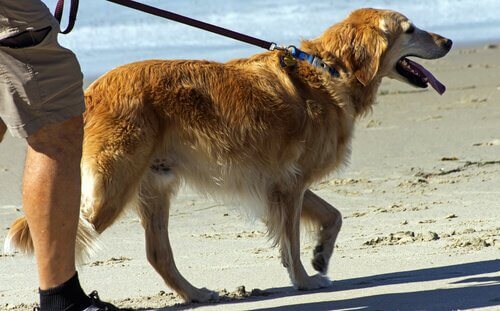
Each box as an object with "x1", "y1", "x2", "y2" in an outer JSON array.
[{"x1": 282, "y1": 46, "x2": 340, "y2": 78}]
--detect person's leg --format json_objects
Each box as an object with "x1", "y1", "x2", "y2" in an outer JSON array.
[
  {"x1": 22, "y1": 115, "x2": 83, "y2": 290},
  {"x1": 1, "y1": 1, "x2": 120, "y2": 309}
]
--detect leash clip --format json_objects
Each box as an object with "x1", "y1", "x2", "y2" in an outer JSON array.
[
  {"x1": 269, "y1": 42, "x2": 289, "y2": 52},
  {"x1": 271, "y1": 43, "x2": 298, "y2": 68}
]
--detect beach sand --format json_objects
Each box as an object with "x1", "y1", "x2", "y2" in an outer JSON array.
[{"x1": 1, "y1": 43, "x2": 499, "y2": 310}]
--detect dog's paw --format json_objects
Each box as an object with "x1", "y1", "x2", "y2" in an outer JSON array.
[
  {"x1": 295, "y1": 273, "x2": 333, "y2": 291},
  {"x1": 312, "y1": 244, "x2": 330, "y2": 274},
  {"x1": 188, "y1": 287, "x2": 219, "y2": 303}
]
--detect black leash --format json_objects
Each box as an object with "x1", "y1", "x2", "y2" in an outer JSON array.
[
  {"x1": 54, "y1": 0, "x2": 80, "y2": 34},
  {"x1": 54, "y1": 0, "x2": 339, "y2": 77},
  {"x1": 105, "y1": 0, "x2": 340, "y2": 77},
  {"x1": 106, "y1": 0, "x2": 278, "y2": 51}
]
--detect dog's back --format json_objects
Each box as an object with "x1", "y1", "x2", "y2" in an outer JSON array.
[{"x1": 82, "y1": 56, "x2": 354, "y2": 211}]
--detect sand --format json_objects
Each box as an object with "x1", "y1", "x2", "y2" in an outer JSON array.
[{"x1": 1, "y1": 43, "x2": 499, "y2": 311}]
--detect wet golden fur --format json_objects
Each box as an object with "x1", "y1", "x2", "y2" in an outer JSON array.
[{"x1": 5, "y1": 8, "x2": 451, "y2": 302}]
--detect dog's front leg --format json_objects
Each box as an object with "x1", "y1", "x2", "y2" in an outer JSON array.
[
  {"x1": 302, "y1": 189, "x2": 342, "y2": 275},
  {"x1": 267, "y1": 187, "x2": 332, "y2": 290}
]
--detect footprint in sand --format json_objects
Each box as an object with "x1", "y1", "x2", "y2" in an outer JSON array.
[{"x1": 473, "y1": 139, "x2": 500, "y2": 146}]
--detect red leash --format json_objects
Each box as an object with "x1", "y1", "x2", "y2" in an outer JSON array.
[{"x1": 53, "y1": 0, "x2": 80, "y2": 34}]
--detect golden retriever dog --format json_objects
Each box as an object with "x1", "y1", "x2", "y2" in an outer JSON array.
[{"x1": 5, "y1": 8, "x2": 452, "y2": 302}]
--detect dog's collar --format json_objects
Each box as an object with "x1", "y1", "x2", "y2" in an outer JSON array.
[{"x1": 279, "y1": 46, "x2": 340, "y2": 78}]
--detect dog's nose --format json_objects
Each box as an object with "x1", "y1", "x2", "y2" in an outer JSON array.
[{"x1": 443, "y1": 39, "x2": 453, "y2": 51}]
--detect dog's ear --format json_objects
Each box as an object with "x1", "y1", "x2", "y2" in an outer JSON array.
[
  {"x1": 351, "y1": 26, "x2": 388, "y2": 86},
  {"x1": 311, "y1": 22, "x2": 388, "y2": 86}
]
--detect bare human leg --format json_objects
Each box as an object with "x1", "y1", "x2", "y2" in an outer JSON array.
[{"x1": 22, "y1": 116, "x2": 83, "y2": 290}]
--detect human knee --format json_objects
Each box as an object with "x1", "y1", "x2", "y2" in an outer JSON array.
[{"x1": 27, "y1": 115, "x2": 83, "y2": 156}]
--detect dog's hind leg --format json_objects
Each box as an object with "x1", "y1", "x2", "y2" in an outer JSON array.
[
  {"x1": 81, "y1": 112, "x2": 159, "y2": 234},
  {"x1": 301, "y1": 189, "x2": 342, "y2": 275},
  {"x1": 136, "y1": 173, "x2": 218, "y2": 303},
  {"x1": 81, "y1": 162, "x2": 148, "y2": 234},
  {"x1": 267, "y1": 187, "x2": 332, "y2": 290}
]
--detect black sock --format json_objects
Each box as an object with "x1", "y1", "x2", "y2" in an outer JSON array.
[{"x1": 39, "y1": 272, "x2": 91, "y2": 311}]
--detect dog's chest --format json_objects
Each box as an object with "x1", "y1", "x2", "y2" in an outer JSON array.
[{"x1": 299, "y1": 101, "x2": 355, "y2": 181}]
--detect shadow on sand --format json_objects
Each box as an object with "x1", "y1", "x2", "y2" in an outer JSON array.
[{"x1": 142, "y1": 259, "x2": 499, "y2": 311}]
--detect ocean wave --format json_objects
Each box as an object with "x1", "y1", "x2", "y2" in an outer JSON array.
[{"x1": 41, "y1": 0, "x2": 500, "y2": 75}]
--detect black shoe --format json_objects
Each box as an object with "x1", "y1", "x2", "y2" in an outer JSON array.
[
  {"x1": 34, "y1": 290, "x2": 123, "y2": 311},
  {"x1": 82, "y1": 291, "x2": 122, "y2": 311}
]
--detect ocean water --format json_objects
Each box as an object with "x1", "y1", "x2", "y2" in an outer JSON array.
[{"x1": 42, "y1": 0, "x2": 500, "y2": 77}]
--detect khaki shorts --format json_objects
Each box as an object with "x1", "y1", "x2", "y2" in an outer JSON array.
[{"x1": 0, "y1": 0, "x2": 85, "y2": 138}]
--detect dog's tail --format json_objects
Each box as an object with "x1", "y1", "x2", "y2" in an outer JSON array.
[{"x1": 4, "y1": 215, "x2": 99, "y2": 263}]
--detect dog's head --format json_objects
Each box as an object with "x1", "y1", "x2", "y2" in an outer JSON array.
[{"x1": 305, "y1": 8, "x2": 452, "y2": 94}]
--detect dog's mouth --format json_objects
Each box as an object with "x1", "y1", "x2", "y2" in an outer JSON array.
[{"x1": 396, "y1": 57, "x2": 446, "y2": 95}]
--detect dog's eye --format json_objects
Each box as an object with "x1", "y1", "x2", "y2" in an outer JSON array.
[{"x1": 405, "y1": 24, "x2": 415, "y2": 34}]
